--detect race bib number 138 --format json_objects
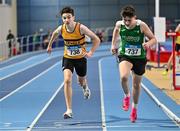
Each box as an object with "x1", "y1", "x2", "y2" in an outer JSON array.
[{"x1": 67, "y1": 46, "x2": 82, "y2": 56}]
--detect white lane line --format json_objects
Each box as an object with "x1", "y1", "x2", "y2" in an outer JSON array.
[
  {"x1": 0, "y1": 123, "x2": 176, "y2": 131},
  {"x1": 98, "y1": 58, "x2": 107, "y2": 131},
  {"x1": 0, "y1": 51, "x2": 38, "y2": 65},
  {"x1": 0, "y1": 44, "x2": 101, "y2": 66},
  {"x1": 141, "y1": 83, "x2": 180, "y2": 126},
  {"x1": 0, "y1": 45, "x2": 109, "y2": 72},
  {"x1": 26, "y1": 82, "x2": 64, "y2": 131},
  {"x1": 0, "y1": 49, "x2": 52, "y2": 65},
  {"x1": 0, "y1": 57, "x2": 35, "y2": 71},
  {"x1": 0, "y1": 49, "x2": 108, "y2": 81},
  {"x1": 0, "y1": 50, "x2": 62, "y2": 71},
  {"x1": 0, "y1": 55, "x2": 60, "y2": 81},
  {"x1": 25, "y1": 124, "x2": 176, "y2": 129},
  {"x1": 0, "y1": 49, "x2": 111, "y2": 101},
  {"x1": 0, "y1": 62, "x2": 60, "y2": 102},
  {"x1": 0, "y1": 43, "x2": 109, "y2": 67}
]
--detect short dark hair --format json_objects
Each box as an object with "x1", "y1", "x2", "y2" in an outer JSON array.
[
  {"x1": 120, "y1": 5, "x2": 136, "y2": 18},
  {"x1": 60, "y1": 6, "x2": 74, "y2": 16}
]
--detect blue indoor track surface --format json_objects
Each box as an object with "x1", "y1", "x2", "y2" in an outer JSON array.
[{"x1": 0, "y1": 43, "x2": 179, "y2": 131}]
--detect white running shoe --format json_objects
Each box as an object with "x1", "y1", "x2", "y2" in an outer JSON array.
[
  {"x1": 63, "y1": 110, "x2": 73, "y2": 119},
  {"x1": 82, "y1": 85, "x2": 91, "y2": 99}
]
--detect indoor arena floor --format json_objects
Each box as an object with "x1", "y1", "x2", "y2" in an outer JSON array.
[{"x1": 0, "y1": 43, "x2": 179, "y2": 131}]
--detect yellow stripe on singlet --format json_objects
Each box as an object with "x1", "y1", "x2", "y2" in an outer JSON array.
[{"x1": 176, "y1": 32, "x2": 180, "y2": 45}]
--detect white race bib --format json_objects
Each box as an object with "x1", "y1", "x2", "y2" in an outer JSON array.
[
  {"x1": 67, "y1": 45, "x2": 82, "y2": 56},
  {"x1": 125, "y1": 44, "x2": 141, "y2": 56}
]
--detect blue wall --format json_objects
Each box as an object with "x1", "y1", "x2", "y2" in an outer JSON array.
[{"x1": 17, "y1": 0, "x2": 180, "y2": 36}]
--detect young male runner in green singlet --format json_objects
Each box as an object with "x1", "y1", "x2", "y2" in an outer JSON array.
[{"x1": 111, "y1": 5, "x2": 157, "y2": 122}]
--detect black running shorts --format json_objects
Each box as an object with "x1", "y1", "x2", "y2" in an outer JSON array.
[
  {"x1": 62, "y1": 57, "x2": 87, "y2": 77},
  {"x1": 118, "y1": 56, "x2": 147, "y2": 75},
  {"x1": 175, "y1": 44, "x2": 180, "y2": 52}
]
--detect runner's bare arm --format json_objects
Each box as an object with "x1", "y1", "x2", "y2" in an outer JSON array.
[
  {"x1": 80, "y1": 24, "x2": 100, "y2": 57},
  {"x1": 175, "y1": 24, "x2": 180, "y2": 33},
  {"x1": 47, "y1": 26, "x2": 62, "y2": 54},
  {"x1": 111, "y1": 21, "x2": 121, "y2": 54},
  {"x1": 141, "y1": 22, "x2": 157, "y2": 50}
]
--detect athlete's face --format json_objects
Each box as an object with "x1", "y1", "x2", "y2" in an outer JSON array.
[
  {"x1": 62, "y1": 13, "x2": 74, "y2": 25},
  {"x1": 123, "y1": 16, "x2": 136, "y2": 28}
]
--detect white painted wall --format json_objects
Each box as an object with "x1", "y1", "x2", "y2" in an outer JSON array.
[
  {"x1": 0, "y1": 0, "x2": 17, "y2": 60},
  {"x1": 0, "y1": 0, "x2": 17, "y2": 43}
]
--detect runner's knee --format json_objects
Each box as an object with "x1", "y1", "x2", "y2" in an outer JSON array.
[
  {"x1": 64, "y1": 78, "x2": 71, "y2": 85},
  {"x1": 121, "y1": 76, "x2": 128, "y2": 83}
]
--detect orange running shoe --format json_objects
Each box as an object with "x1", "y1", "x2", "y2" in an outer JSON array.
[
  {"x1": 130, "y1": 107, "x2": 137, "y2": 123},
  {"x1": 122, "y1": 96, "x2": 130, "y2": 111}
]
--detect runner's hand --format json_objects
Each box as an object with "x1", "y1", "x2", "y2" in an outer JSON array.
[
  {"x1": 47, "y1": 46, "x2": 52, "y2": 54},
  {"x1": 84, "y1": 51, "x2": 93, "y2": 58},
  {"x1": 142, "y1": 43, "x2": 150, "y2": 50},
  {"x1": 111, "y1": 44, "x2": 118, "y2": 55}
]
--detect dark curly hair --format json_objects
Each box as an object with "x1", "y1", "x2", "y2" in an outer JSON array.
[
  {"x1": 120, "y1": 5, "x2": 136, "y2": 18},
  {"x1": 60, "y1": 6, "x2": 74, "y2": 16}
]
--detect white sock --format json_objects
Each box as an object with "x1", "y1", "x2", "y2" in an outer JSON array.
[
  {"x1": 132, "y1": 103, "x2": 137, "y2": 108},
  {"x1": 67, "y1": 109, "x2": 72, "y2": 113},
  {"x1": 124, "y1": 93, "x2": 130, "y2": 97}
]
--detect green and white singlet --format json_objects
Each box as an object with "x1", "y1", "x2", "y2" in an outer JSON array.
[{"x1": 118, "y1": 20, "x2": 146, "y2": 59}]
